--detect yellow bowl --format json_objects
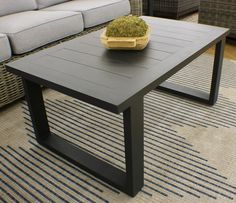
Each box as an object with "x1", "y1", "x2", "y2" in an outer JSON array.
[{"x1": 100, "y1": 26, "x2": 150, "y2": 50}]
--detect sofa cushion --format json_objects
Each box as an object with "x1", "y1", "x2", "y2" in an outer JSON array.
[
  {"x1": 0, "y1": 11, "x2": 84, "y2": 54},
  {"x1": 0, "y1": 0, "x2": 37, "y2": 17},
  {"x1": 0, "y1": 34, "x2": 11, "y2": 62},
  {"x1": 36, "y1": 0, "x2": 70, "y2": 9},
  {"x1": 43, "y1": 0, "x2": 131, "y2": 28}
]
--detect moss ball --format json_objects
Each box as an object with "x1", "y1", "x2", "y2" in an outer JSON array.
[{"x1": 106, "y1": 16, "x2": 148, "y2": 37}]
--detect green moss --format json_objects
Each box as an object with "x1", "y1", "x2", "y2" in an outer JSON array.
[{"x1": 106, "y1": 16, "x2": 148, "y2": 37}]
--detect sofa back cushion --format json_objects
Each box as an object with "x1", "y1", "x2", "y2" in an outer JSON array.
[
  {"x1": 0, "y1": 0, "x2": 37, "y2": 17},
  {"x1": 36, "y1": 0, "x2": 70, "y2": 9}
]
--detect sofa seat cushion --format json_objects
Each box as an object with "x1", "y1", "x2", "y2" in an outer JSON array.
[
  {"x1": 0, "y1": 0, "x2": 37, "y2": 17},
  {"x1": 0, "y1": 34, "x2": 11, "y2": 62},
  {"x1": 36, "y1": 0, "x2": 70, "y2": 9},
  {"x1": 0, "y1": 11, "x2": 84, "y2": 54},
  {"x1": 43, "y1": 0, "x2": 131, "y2": 28}
]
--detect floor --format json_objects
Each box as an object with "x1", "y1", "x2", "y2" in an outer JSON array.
[{"x1": 207, "y1": 42, "x2": 236, "y2": 61}]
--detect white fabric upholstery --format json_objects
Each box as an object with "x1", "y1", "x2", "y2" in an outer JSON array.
[
  {"x1": 0, "y1": 34, "x2": 11, "y2": 62},
  {"x1": 43, "y1": 0, "x2": 131, "y2": 28},
  {"x1": 0, "y1": 0, "x2": 37, "y2": 17},
  {"x1": 0, "y1": 11, "x2": 84, "y2": 54},
  {"x1": 36, "y1": 0, "x2": 70, "y2": 9}
]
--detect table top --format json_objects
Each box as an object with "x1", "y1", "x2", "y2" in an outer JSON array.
[{"x1": 6, "y1": 16, "x2": 229, "y2": 113}]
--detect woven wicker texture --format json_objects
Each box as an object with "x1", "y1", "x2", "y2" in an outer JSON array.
[
  {"x1": 0, "y1": 61, "x2": 24, "y2": 107},
  {"x1": 0, "y1": 1, "x2": 142, "y2": 108},
  {"x1": 199, "y1": 0, "x2": 236, "y2": 39},
  {"x1": 130, "y1": 0, "x2": 143, "y2": 16},
  {"x1": 143, "y1": 0, "x2": 200, "y2": 18}
]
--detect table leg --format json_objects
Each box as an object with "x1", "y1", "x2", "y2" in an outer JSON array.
[
  {"x1": 124, "y1": 98, "x2": 144, "y2": 196},
  {"x1": 209, "y1": 39, "x2": 225, "y2": 105},
  {"x1": 23, "y1": 79, "x2": 50, "y2": 141},
  {"x1": 23, "y1": 79, "x2": 144, "y2": 197},
  {"x1": 156, "y1": 39, "x2": 226, "y2": 105}
]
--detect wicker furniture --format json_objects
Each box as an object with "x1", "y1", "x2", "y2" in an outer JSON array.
[
  {"x1": 0, "y1": 0, "x2": 142, "y2": 108},
  {"x1": 199, "y1": 0, "x2": 236, "y2": 39},
  {"x1": 143, "y1": 0, "x2": 200, "y2": 19}
]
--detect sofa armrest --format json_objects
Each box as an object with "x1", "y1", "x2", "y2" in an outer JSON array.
[
  {"x1": 129, "y1": 0, "x2": 143, "y2": 16},
  {"x1": 0, "y1": 34, "x2": 12, "y2": 63}
]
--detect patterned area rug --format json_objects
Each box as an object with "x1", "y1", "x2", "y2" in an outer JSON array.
[{"x1": 1, "y1": 54, "x2": 236, "y2": 203}]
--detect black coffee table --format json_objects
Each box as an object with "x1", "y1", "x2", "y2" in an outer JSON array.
[{"x1": 6, "y1": 16, "x2": 229, "y2": 197}]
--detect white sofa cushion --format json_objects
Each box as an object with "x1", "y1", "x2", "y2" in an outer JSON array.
[
  {"x1": 0, "y1": 11, "x2": 84, "y2": 54},
  {"x1": 0, "y1": 34, "x2": 11, "y2": 62},
  {"x1": 43, "y1": 0, "x2": 131, "y2": 28},
  {"x1": 36, "y1": 0, "x2": 70, "y2": 9},
  {"x1": 0, "y1": 0, "x2": 37, "y2": 17}
]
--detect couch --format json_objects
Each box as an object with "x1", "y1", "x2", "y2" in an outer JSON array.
[
  {"x1": 143, "y1": 0, "x2": 200, "y2": 19},
  {"x1": 0, "y1": 0, "x2": 142, "y2": 108},
  {"x1": 198, "y1": 0, "x2": 236, "y2": 39}
]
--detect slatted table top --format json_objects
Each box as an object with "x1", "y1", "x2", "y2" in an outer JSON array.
[{"x1": 6, "y1": 16, "x2": 229, "y2": 113}]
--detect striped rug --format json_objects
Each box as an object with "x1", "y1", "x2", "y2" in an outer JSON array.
[{"x1": 1, "y1": 54, "x2": 236, "y2": 203}]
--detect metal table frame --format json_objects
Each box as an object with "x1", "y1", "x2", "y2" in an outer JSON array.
[
  {"x1": 157, "y1": 40, "x2": 225, "y2": 105},
  {"x1": 23, "y1": 79, "x2": 144, "y2": 197},
  {"x1": 22, "y1": 38, "x2": 225, "y2": 197},
  {"x1": 6, "y1": 15, "x2": 229, "y2": 197}
]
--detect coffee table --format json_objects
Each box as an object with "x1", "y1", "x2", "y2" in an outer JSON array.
[{"x1": 6, "y1": 16, "x2": 229, "y2": 197}]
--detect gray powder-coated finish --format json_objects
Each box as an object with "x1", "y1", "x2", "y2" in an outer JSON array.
[{"x1": 6, "y1": 16, "x2": 229, "y2": 113}]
